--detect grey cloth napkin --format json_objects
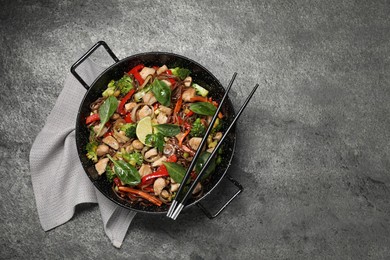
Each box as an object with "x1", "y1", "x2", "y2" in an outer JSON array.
[{"x1": 29, "y1": 58, "x2": 136, "y2": 248}]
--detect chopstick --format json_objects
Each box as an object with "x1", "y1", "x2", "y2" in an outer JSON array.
[
  {"x1": 169, "y1": 83, "x2": 259, "y2": 220},
  {"x1": 166, "y1": 72, "x2": 238, "y2": 218}
]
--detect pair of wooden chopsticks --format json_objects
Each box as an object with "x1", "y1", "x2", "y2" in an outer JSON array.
[{"x1": 166, "y1": 73, "x2": 258, "y2": 219}]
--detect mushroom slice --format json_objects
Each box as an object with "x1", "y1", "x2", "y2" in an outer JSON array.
[
  {"x1": 144, "y1": 148, "x2": 158, "y2": 159},
  {"x1": 102, "y1": 136, "x2": 119, "y2": 150},
  {"x1": 170, "y1": 183, "x2": 180, "y2": 192},
  {"x1": 153, "y1": 177, "x2": 167, "y2": 196},
  {"x1": 152, "y1": 156, "x2": 167, "y2": 167},
  {"x1": 138, "y1": 164, "x2": 152, "y2": 178},
  {"x1": 95, "y1": 158, "x2": 109, "y2": 176},
  {"x1": 189, "y1": 137, "x2": 202, "y2": 151}
]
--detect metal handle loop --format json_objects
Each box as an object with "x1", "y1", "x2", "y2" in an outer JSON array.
[
  {"x1": 70, "y1": 41, "x2": 119, "y2": 90},
  {"x1": 196, "y1": 175, "x2": 243, "y2": 219}
]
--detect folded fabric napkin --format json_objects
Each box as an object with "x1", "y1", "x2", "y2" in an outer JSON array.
[{"x1": 29, "y1": 58, "x2": 136, "y2": 248}]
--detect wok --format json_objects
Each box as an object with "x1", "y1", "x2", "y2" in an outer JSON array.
[{"x1": 71, "y1": 41, "x2": 242, "y2": 218}]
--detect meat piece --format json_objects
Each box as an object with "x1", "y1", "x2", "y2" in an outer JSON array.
[
  {"x1": 102, "y1": 136, "x2": 119, "y2": 150},
  {"x1": 139, "y1": 67, "x2": 156, "y2": 80},
  {"x1": 95, "y1": 158, "x2": 109, "y2": 176},
  {"x1": 137, "y1": 105, "x2": 152, "y2": 120},
  {"x1": 182, "y1": 88, "x2": 196, "y2": 102}
]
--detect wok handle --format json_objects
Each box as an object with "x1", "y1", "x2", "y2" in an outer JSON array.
[
  {"x1": 196, "y1": 175, "x2": 243, "y2": 219},
  {"x1": 70, "y1": 41, "x2": 119, "y2": 90}
]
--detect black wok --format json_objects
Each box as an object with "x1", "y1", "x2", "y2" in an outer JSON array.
[{"x1": 71, "y1": 41, "x2": 242, "y2": 218}]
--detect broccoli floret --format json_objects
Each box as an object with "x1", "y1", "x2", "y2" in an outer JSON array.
[
  {"x1": 120, "y1": 123, "x2": 137, "y2": 138},
  {"x1": 122, "y1": 152, "x2": 143, "y2": 166},
  {"x1": 190, "y1": 118, "x2": 206, "y2": 137},
  {"x1": 116, "y1": 74, "x2": 134, "y2": 95},
  {"x1": 102, "y1": 80, "x2": 116, "y2": 97},
  {"x1": 105, "y1": 165, "x2": 116, "y2": 182},
  {"x1": 170, "y1": 67, "x2": 191, "y2": 80},
  {"x1": 86, "y1": 141, "x2": 98, "y2": 163},
  {"x1": 192, "y1": 83, "x2": 209, "y2": 97}
]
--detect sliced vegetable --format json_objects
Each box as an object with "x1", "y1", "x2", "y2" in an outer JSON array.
[
  {"x1": 118, "y1": 89, "x2": 135, "y2": 115},
  {"x1": 189, "y1": 102, "x2": 217, "y2": 116},
  {"x1": 122, "y1": 151, "x2": 143, "y2": 166},
  {"x1": 86, "y1": 113, "x2": 100, "y2": 124},
  {"x1": 107, "y1": 155, "x2": 141, "y2": 186},
  {"x1": 145, "y1": 133, "x2": 165, "y2": 152},
  {"x1": 153, "y1": 124, "x2": 180, "y2": 137},
  {"x1": 163, "y1": 162, "x2": 186, "y2": 183},
  {"x1": 192, "y1": 83, "x2": 209, "y2": 97},
  {"x1": 141, "y1": 165, "x2": 169, "y2": 185},
  {"x1": 151, "y1": 79, "x2": 171, "y2": 106},
  {"x1": 195, "y1": 152, "x2": 216, "y2": 180},
  {"x1": 170, "y1": 67, "x2": 191, "y2": 80},
  {"x1": 97, "y1": 96, "x2": 118, "y2": 135},
  {"x1": 118, "y1": 186, "x2": 162, "y2": 206}
]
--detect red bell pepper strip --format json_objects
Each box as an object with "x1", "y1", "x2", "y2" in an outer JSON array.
[
  {"x1": 141, "y1": 165, "x2": 169, "y2": 185},
  {"x1": 165, "y1": 69, "x2": 176, "y2": 86},
  {"x1": 129, "y1": 64, "x2": 145, "y2": 85},
  {"x1": 185, "y1": 110, "x2": 194, "y2": 117},
  {"x1": 166, "y1": 154, "x2": 178, "y2": 163},
  {"x1": 189, "y1": 96, "x2": 209, "y2": 102},
  {"x1": 124, "y1": 113, "x2": 133, "y2": 123},
  {"x1": 113, "y1": 177, "x2": 122, "y2": 187},
  {"x1": 117, "y1": 89, "x2": 135, "y2": 115},
  {"x1": 118, "y1": 186, "x2": 162, "y2": 206},
  {"x1": 85, "y1": 113, "x2": 100, "y2": 124},
  {"x1": 103, "y1": 131, "x2": 113, "y2": 138}
]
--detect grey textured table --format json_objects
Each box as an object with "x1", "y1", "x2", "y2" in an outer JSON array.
[{"x1": 1, "y1": 1, "x2": 390, "y2": 259}]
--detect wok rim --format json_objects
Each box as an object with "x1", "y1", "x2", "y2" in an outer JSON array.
[{"x1": 75, "y1": 51, "x2": 236, "y2": 214}]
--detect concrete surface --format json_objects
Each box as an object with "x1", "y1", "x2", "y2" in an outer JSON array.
[{"x1": 1, "y1": 0, "x2": 390, "y2": 259}]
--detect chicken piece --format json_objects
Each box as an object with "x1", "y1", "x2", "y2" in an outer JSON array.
[
  {"x1": 161, "y1": 79, "x2": 172, "y2": 87},
  {"x1": 184, "y1": 76, "x2": 192, "y2": 87},
  {"x1": 96, "y1": 144, "x2": 109, "y2": 157},
  {"x1": 188, "y1": 137, "x2": 202, "y2": 150},
  {"x1": 137, "y1": 105, "x2": 152, "y2": 120},
  {"x1": 153, "y1": 178, "x2": 167, "y2": 196},
  {"x1": 102, "y1": 136, "x2": 119, "y2": 150},
  {"x1": 152, "y1": 156, "x2": 167, "y2": 167},
  {"x1": 139, "y1": 67, "x2": 156, "y2": 80},
  {"x1": 182, "y1": 88, "x2": 196, "y2": 102},
  {"x1": 156, "y1": 65, "x2": 168, "y2": 75},
  {"x1": 125, "y1": 102, "x2": 137, "y2": 112},
  {"x1": 156, "y1": 113, "x2": 168, "y2": 124},
  {"x1": 95, "y1": 158, "x2": 109, "y2": 176},
  {"x1": 142, "y1": 92, "x2": 157, "y2": 105},
  {"x1": 93, "y1": 124, "x2": 108, "y2": 137},
  {"x1": 159, "y1": 105, "x2": 172, "y2": 116}
]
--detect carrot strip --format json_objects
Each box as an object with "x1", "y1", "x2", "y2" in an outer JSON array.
[
  {"x1": 118, "y1": 186, "x2": 162, "y2": 206},
  {"x1": 189, "y1": 96, "x2": 209, "y2": 102},
  {"x1": 178, "y1": 128, "x2": 191, "y2": 146}
]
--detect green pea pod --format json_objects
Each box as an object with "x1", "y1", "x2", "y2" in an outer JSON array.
[
  {"x1": 107, "y1": 155, "x2": 141, "y2": 186},
  {"x1": 195, "y1": 152, "x2": 216, "y2": 180}
]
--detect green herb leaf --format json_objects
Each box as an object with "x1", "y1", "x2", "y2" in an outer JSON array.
[
  {"x1": 195, "y1": 152, "x2": 216, "y2": 180},
  {"x1": 97, "y1": 96, "x2": 118, "y2": 135},
  {"x1": 107, "y1": 155, "x2": 140, "y2": 186},
  {"x1": 153, "y1": 124, "x2": 180, "y2": 137},
  {"x1": 189, "y1": 102, "x2": 217, "y2": 116},
  {"x1": 151, "y1": 79, "x2": 171, "y2": 106},
  {"x1": 163, "y1": 162, "x2": 186, "y2": 183},
  {"x1": 145, "y1": 133, "x2": 165, "y2": 152}
]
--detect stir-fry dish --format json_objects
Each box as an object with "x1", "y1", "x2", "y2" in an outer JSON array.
[{"x1": 85, "y1": 64, "x2": 224, "y2": 207}]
